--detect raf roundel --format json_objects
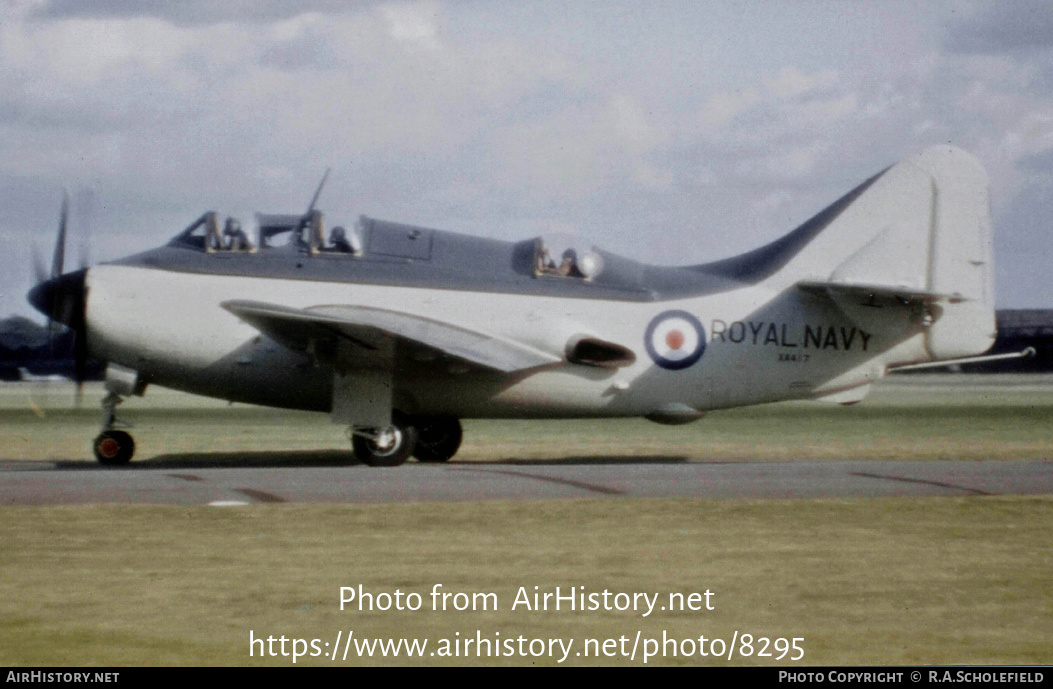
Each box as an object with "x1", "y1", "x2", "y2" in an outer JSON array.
[{"x1": 644, "y1": 310, "x2": 706, "y2": 370}]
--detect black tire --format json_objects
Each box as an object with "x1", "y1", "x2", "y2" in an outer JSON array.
[
  {"x1": 412, "y1": 417, "x2": 463, "y2": 463},
  {"x1": 93, "y1": 430, "x2": 135, "y2": 465},
  {"x1": 352, "y1": 414, "x2": 418, "y2": 467}
]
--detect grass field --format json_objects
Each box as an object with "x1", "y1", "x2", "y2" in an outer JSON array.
[
  {"x1": 4, "y1": 375, "x2": 1053, "y2": 463},
  {"x1": 1, "y1": 375, "x2": 1051, "y2": 666}
]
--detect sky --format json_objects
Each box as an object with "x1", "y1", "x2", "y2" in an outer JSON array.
[{"x1": 2, "y1": 0, "x2": 1053, "y2": 319}]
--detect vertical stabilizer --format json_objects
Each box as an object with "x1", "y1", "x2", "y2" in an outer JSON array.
[
  {"x1": 910, "y1": 146, "x2": 996, "y2": 359},
  {"x1": 709, "y1": 145, "x2": 996, "y2": 361}
]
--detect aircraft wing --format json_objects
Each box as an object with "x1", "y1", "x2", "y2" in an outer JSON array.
[{"x1": 221, "y1": 299, "x2": 560, "y2": 373}]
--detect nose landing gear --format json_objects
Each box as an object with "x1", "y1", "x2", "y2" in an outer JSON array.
[
  {"x1": 92, "y1": 391, "x2": 135, "y2": 465},
  {"x1": 93, "y1": 429, "x2": 135, "y2": 465}
]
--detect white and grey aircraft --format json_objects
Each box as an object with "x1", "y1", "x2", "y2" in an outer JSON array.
[{"x1": 29, "y1": 146, "x2": 1011, "y2": 466}]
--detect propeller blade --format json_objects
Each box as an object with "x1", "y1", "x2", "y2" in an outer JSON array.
[
  {"x1": 76, "y1": 187, "x2": 95, "y2": 270},
  {"x1": 46, "y1": 316, "x2": 56, "y2": 358},
  {"x1": 34, "y1": 234, "x2": 54, "y2": 354},
  {"x1": 32, "y1": 245, "x2": 48, "y2": 284},
  {"x1": 29, "y1": 192, "x2": 93, "y2": 402},
  {"x1": 51, "y1": 190, "x2": 69, "y2": 279},
  {"x1": 73, "y1": 327, "x2": 87, "y2": 407}
]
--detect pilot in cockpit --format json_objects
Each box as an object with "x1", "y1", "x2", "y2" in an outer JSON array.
[
  {"x1": 223, "y1": 218, "x2": 252, "y2": 251},
  {"x1": 535, "y1": 244, "x2": 557, "y2": 274},
  {"x1": 558, "y1": 248, "x2": 582, "y2": 277},
  {"x1": 329, "y1": 226, "x2": 353, "y2": 253}
]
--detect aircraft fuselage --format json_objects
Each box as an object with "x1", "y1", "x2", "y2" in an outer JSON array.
[{"x1": 84, "y1": 259, "x2": 925, "y2": 420}]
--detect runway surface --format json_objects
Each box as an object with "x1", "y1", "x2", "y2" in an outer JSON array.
[{"x1": 1, "y1": 459, "x2": 1051, "y2": 505}]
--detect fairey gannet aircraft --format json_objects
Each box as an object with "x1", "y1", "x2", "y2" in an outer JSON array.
[{"x1": 28, "y1": 146, "x2": 1012, "y2": 466}]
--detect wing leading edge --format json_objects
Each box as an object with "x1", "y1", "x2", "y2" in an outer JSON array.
[{"x1": 221, "y1": 299, "x2": 560, "y2": 373}]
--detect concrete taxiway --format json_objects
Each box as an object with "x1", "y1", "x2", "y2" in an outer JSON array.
[{"x1": 1, "y1": 459, "x2": 1050, "y2": 505}]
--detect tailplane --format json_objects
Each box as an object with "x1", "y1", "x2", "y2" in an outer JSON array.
[{"x1": 694, "y1": 146, "x2": 996, "y2": 359}]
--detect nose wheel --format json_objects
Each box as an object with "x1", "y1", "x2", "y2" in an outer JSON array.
[
  {"x1": 93, "y1": 430, "x2": 135, "y2": 465},
  {"x1": 93, "y1": 391, "x2": 135, "y2": 465}
]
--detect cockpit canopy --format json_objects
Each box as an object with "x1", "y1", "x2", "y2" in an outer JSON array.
[
  {"x1": 168, "y1": 213, "x2": 608, "y2": 284},
  {"x1": 169, "y1": 211, "x2": 364, "y2": 255},
  {"x1": 532, "y1": 233, "x2": 604, "y2": 280}
]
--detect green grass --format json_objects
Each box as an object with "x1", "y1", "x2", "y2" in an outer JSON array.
[
  {"x1": 0, "y1": 497, "x2": 1050, "y2": 666},
  {"x1": 3, "y1": 376, "x2": 1053, "y2": 462},
  {"x1": 1, "y1": 375, "x2": 1051, "y2": 665}
]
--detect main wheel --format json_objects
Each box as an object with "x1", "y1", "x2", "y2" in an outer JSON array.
[
  {"x1": 93, "y1": 430, "x2": 135, "y2": 465},
  {"x1": 352, "y1": 414, "x2": 418, "y2": 467},
  {"x1": 412, "y1": 417, "x2": 463, "y2": 463}
]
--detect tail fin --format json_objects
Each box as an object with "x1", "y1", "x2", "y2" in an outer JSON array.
[
  {"x1": 910, "y1": 147, "x2": 995, "y2": 358},
  {"x1": 695, "y1": 145, "x2": 996, "y2": 359}
]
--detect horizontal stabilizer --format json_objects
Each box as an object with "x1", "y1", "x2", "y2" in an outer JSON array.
[
  {"x1": 797, "y1": 280, "x2": 963, "y2": 307},
  {"x1": 222, "y1": 300, "x2": 560, "y2": 373}
]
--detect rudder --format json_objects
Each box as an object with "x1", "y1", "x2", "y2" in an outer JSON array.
[{"x1": 910, "y1": 146, "x2": 996, "y2": 358}]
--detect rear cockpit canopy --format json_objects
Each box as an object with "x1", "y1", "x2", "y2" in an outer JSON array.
[{"x1": 533, "y1": 233, "x2": 604, "y2": 280}]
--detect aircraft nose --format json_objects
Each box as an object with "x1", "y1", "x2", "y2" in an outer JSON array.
[{"x1": 28, "y1": 268, "x2": 88, "y2": 328}]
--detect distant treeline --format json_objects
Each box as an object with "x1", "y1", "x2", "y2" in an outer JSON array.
[
  {"x1": 1, "y1": 310, "x2": 1051, "y2": 381},
  {"x1": 953, "y1": 309, "x2": 1053, "y2": 373},
  {"x1": 0, "y1": 316, "x2": 103, "y2": 381}
]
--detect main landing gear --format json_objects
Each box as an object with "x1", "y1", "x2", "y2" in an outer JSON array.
[
  {"x1": 93, "y1": 391, "x2": 135, "y2": 465},
  {"x1": 88, "y1": 390, "x2": 459, "y2": 468},
  {"x1": 351, "y1": 413, "x2": 462, "y2": 467}
]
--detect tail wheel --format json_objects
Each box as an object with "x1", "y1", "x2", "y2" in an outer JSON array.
[
  {"x1": 412, "y1": 417, "x2": 463, "y2": 463},
  {"x1": 93, "y1": 430, "x2": 135, "y2": 465},
  {"x1": 352, "y1": 413, "x2": 418, "y2": 467}
]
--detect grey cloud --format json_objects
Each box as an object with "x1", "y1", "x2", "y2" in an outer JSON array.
[
  {"x1": 32, "y1": 0, "x2": 362, "y2": 26},
  {"x1": 1018, "y1": 149, "x2": 1053, "y2": 174},
  {"x1": 2, "y1": 1, "x2": 1052, "y2": 320},
  {"x1": 258, "y1": 34, "x2": 342, "y2": 71},
  {"x1": 0, "y1": 94, "x2": 131, "y2": 134},
  {"x1": 992, "y1": 174, "x2": 1053, "y2": 307},
  {"x1": 945, "y1": 0, "x2": 1053, "y2": 54}
]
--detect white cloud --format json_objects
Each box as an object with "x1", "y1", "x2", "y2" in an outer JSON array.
[
  {"x1": 5, "y1": 1, "x2": 1053, "y2": 316},
  {"x1": 763, "y1": 66, "x2": 838, "y2": 100},
  {"x1": 379, "y1": 1, "x2": 441, "y2": 47},
  {"x1": 695, "y1": 87, "x2": 761, "y2": 135},
  {"x1": 762, "y1": 145, "x2": 827, "y2": 182},
  {"x1": 608, "y1": 94, "x2": 665, "y2": 156},
  {"x1": 633, "y1": 162, "x2": 673, "y2": 191},
  {"x1": 2, "y1": 16, "x2": 198, "y2": 87}
]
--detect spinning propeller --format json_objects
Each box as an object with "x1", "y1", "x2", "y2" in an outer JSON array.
[{"x1": 27, "y1": 191, "x2": 92, "y2": 399}]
